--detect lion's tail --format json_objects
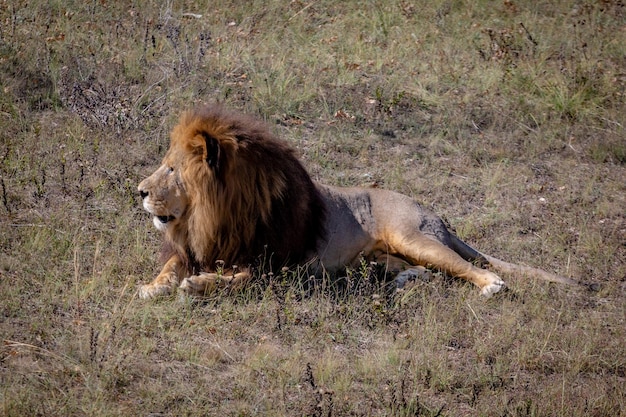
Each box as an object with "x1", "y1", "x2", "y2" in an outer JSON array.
[
  {"x1": 481, "y1": 253, "x2": 579, "y2": 286},
  {"x1": 449, "y1": 234, "x2": 580, "y2": 286}
]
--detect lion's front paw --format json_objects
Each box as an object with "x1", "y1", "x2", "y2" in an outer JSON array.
[
  {"x1": 138, "y1": 283, "x2": 173, "y2": 299},
  {"x1": 480, "y1": 279, "x2": 505, "y2": 298},
  {"x1": 179, "y1": 273, "x2": 226, "y2": 296},
  {"x1": 179, "y1": 275, "x2": 210, "y2": 296},
  {"x1": 178, "y1": 272, "x2": 219, "y2": 296}
]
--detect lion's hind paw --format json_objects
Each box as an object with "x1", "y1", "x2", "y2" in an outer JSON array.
[{"x1": 480, "y1": 279, "x2": 505, "y2": 298}]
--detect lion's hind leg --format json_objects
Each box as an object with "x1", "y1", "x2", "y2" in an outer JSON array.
[
  {"x1": 179, "y1": 270, "x2": 252, "y2": 296},
  {"x1": 371, "y1": 253, "x2": 433, "y2": 289},
  {"x1": 388, "y1": 234, "x2": 505, "y2": 297}
]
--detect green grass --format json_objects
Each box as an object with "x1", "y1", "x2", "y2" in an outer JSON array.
[{"x1": 1, "y1": 0, "x2": 625, "y2": 415}]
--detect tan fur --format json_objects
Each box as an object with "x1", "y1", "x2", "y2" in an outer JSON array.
[{"x1": 138, "y1": 104, "x2": 578, "y2": 299}]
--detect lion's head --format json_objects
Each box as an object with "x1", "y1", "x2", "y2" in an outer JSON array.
[{"x1": 138, "y1": 104, "x2": 326, "y2": 273}]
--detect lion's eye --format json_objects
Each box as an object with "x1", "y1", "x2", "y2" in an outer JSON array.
[{"x1": 167, "y1": 167, "x2": 174, "y2": 174}]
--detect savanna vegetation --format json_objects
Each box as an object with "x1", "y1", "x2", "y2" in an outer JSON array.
[{"x1": 1, "y1": 0, "x2": 625, "y2": 415}]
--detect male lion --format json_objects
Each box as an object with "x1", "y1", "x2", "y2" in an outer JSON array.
[{"x1": 138, "y1": 104, "x2": 577, "y2": 299}]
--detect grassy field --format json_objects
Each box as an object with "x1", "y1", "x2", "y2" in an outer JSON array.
[{"x1": 1, "y1": 0, "x2": 625, "y2": 415}]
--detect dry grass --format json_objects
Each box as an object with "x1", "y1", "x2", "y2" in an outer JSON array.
[{"x1": 1, "y1": 0, "x2": 625, "y2": 415}]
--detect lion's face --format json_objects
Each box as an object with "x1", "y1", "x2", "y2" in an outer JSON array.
[
  {"x1": 138, "y1": 151, "x2": 189, "y2": 233},
  {"x1": 138, "y1": 105, "x2": 327, "y2": 273}
]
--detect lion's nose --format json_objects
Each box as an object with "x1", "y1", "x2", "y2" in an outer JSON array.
[{"x1": 139, "y1": 190, "x2": 148, "y2": 200}]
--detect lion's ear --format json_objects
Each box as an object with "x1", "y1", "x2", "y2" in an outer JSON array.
[{"x1": 201, "y1": 132, "x2": 220, "y2": 170}]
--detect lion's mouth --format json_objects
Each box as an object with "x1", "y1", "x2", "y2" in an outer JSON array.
[{"x1": 156, "y1": 215, "x2": 176, "y2": 224}]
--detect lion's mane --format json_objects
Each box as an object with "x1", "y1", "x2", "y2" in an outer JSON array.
[{"x1": 163, "y1": 105, "x2": 326, "y2": 273}]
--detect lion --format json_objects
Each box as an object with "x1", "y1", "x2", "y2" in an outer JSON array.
[{"x1": 137, "y1": 104, "x2": 579, "y2": 300}]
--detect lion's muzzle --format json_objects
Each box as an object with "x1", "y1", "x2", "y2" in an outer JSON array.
[
  {"x1": 156, "y1": 215, "x2": 176, "y2": 224},
  {"x1": 138, "y1": 183, "x2": 179, "y2": 231}
]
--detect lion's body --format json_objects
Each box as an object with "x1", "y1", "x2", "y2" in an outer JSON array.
[
  {"x1": 138, "y1": 105, "x2": 577, "y2": 299},
  {"x1": 310, "y1": 184, "x2": 505, "y2": 294}
]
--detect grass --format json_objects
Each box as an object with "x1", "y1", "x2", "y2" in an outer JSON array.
[{"x1": 1, "y1": 0, "x2": 625, "y2": 415}]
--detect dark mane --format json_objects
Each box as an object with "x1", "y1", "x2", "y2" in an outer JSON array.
[{"x1": 162, "y1": 104, "x2": 327, "y2": 274}]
